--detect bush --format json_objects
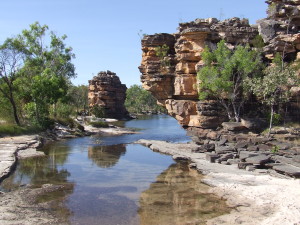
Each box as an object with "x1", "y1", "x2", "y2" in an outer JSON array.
[
  {"x1": 267, "y1": 112, "x2": 282, "y2": 126},
  {"x1": 91, "y1": 105, "x2": 106, "y2": 118},
  {"x1": 89, "y1": 121, "x2": 109, "y2": 128},
  {"x1": 55, "y1": 117, "x2": 84, "y2": 131},
  {"x1": 0, "y1": 123, "x2": 44, "y2": 136}
]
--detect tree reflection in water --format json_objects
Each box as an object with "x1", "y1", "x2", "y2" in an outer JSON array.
[
  {"x1": 139, "y1": 162, "x2": 231, "y2": 225},
  {"x1": 0, "y1": 143, "x2": 75, "y2": 224},
  {"x1": 87, "y1": 144, "x2": 126, "y2": 168}
]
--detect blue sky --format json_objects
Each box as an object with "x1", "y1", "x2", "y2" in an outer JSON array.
[{"x1": 1, "y1": 0, "x2": 268, "y2": 87}]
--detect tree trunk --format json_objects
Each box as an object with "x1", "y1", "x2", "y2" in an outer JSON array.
[
  {"x1": 268, "y1": 105, "x2": 274, "y2": 138},
  {"x1": 9, "y1": 97, "x2": 20, "y2": 126}
]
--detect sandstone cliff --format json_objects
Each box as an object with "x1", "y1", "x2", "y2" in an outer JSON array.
[
  {"x1": 88, "y1": 71, "x2": 129, "y2": 119},
  {"x1": 139, "y1": 0, "x2": 300, "y2": 129},
  {"x1": 139, "y1": 18, "x2": 258, "y2": 129}
]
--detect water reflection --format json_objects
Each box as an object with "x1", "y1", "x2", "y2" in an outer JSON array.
[
  {"x1": 1, "y1": 144, "x2": 73, "y2": 191},
  {"x1": 139, "y1": 162, "x2": 231, "y2": 225},
  {"x1": 88, "y1": 144, "x2": 126, "y2": 168}
]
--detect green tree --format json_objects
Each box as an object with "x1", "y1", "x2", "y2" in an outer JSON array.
[
  {"x1": 67, "y1": 84, "x2": 89, "y2": 115},
  {"x1": 6, "y1": 22, "x2": 76, "y2": 126},
  {"x1": 197, "y1": 40, "x2": 263, "y2": 122},
  {"x1": 245, "y1": 55, "x2": 299, "y2": 136},
  {"x1": 125, "y1": 85, "x2": 165, "y2": 114},
  {"x1": 0, "y1": 39, "x2": 25, "y2": 125}
]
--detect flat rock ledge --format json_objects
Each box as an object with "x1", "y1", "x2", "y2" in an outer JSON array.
[
  {"x1": 0, "y1": 135, "x2": 45, "y2": 181},
  {"x1": 135, "y1": 139, "x2": 300, "y2": 225}
]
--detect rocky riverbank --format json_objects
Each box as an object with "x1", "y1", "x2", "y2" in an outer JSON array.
[
  {"x1": 135, "y1": 139, "x2": 300, "y2": 225},
  {"x1": 0, "y1": 121, "x2": 137, "y2": 182}
]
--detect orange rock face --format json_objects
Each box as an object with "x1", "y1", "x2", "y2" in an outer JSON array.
[
  {"x1": 88, "y1": 71, "x2": 129, "y2": 119},
  {"x1": 140, "y1": 18, "x2": 257, "y2": 128}
]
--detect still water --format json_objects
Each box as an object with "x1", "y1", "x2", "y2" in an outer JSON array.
[{"x1": 1, "y1": 115, "x2": 230, "y2": 225}]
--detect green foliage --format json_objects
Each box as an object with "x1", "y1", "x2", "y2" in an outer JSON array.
[
  {"x1": 245, "y1": 62, "x2": 298, "y2": 107},
  {"x1": 198, "y1": 40, "x2": 263, "y2": 121},
  {"x1": 125, "y1": 85, "x2": 166, "y2": 114},
  {"x1": 0, "y1": 123, "x2": 45, "y2": 136},
  {"x1": 66, "y1": 85, "x2": 89, "y2": 114},
  {"x1": 155, "y1": 44, "x2": 170, "y2": 69},
  {"x1": 89, "y1": 121, "x2": 109, "y2": 128},
  {"x1": 54, "y1": 103, "x2": 74, "y2": 118},
  {"x1": 91, "y1": 105, "x2": 106, "y2": 118},
  {"x1": 271, "y1": 145, "x2": 279, "y2": 154},
  {"x1": 55, "y1": 117, "x2": 84, "y2": 131},
  {"x1": 0, "y1": 22, "x2": 76, "y2": 128},
  {"x1": 267, "y1": 112, "x2": 282, "y2": 126},
  {"x1": 245, "y1": 57, "x2": 299, "y2": 136},
  {"x1": 252, "y1": 35, "x2": 265, "y2": 49}
]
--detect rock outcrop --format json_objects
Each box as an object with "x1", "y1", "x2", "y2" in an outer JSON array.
[
  {"x1": 88, "y1": 71, "x2": 129, "y2": 119},
  {"x1": 257, "y1": 0, "x2": 300, "y2": 60},
  {"x1": 139, "y1": 0, "x2": 300, "y2": 129},
  {"x1": 139, "y1": 18, "x2": 258, "y2": 128}
]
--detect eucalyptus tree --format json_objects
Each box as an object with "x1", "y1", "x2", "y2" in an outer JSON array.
[
  {"x1": 0, "y1": 38, "x2": 25, "y2": 125},
  {"x1": 197, "y1": 40, "x2": 263, "y2": 122},
  {"x1": 245, "y1": 55, "x2": 299, "y2": 136},
  {"x1": 15, "y1": 22, "x2": 76, "y2": 125}
]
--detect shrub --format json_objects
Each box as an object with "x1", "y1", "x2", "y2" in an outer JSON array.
[
  {"x1": 89, "y1": 121, "x2": 109, "y2": 128},
  {"x1": 91, "y1": 105, "x2": 106, "y2": 118}
]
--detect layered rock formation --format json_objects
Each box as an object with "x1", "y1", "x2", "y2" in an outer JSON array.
[
  {"x1": 88, "y1": 71, "x2": 129, "y2": 119},
  {"x1": 139, "y1": 0, "x2": 300, "y2": 129},
  {"x1": 258, "y1": 0, "x2": 300, "y2": 60},
  {"x1": 139, "y1": 18, "x2": 258, "y2": 128}
]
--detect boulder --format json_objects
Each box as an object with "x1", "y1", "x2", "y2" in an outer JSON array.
[
  {"x1": 245, "y1": 154, "x2": 271, "y2": 165},
  {"x1": 273, "y1": 164, "x2": 300, "y2": 178},
  {"x1": 221, "y1": 122, "x2": 247, "y2": 131}
]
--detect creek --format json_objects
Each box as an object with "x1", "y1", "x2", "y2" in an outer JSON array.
[{"x1": 0, "y1": 115, "x2": 230, "y2": 225}]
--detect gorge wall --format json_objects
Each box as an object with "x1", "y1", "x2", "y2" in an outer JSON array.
[
  {"x1": 139, "y1": 0, "x2": 300, "y2": 129},
  {"x1": 88, "y1": 71, "x2": 129, "y2": 119}
]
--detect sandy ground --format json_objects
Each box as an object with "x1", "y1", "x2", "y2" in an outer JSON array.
[{"x1": 135, "y1": 139, "x2": 300, "y2": 225}]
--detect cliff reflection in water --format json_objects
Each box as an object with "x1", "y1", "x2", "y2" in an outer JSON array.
[
  {"x1": 139, "y1": 162, "x2": 230, "y2": 225},
  {"x1": 87, "y1": 144, "x2": 126, "y2": 168}
]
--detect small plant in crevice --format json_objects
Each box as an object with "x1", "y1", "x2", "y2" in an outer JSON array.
[
  {"x1": 271, "y1": 145, "x2": 279, "y2": 154},
  {"x1": 155, "y1": 44, "x2": 170, "y2": 71}
]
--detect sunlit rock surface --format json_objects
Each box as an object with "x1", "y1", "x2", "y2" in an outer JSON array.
[{"x1": 88, "y1": 71, "x2": 129, "y2": 119}]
